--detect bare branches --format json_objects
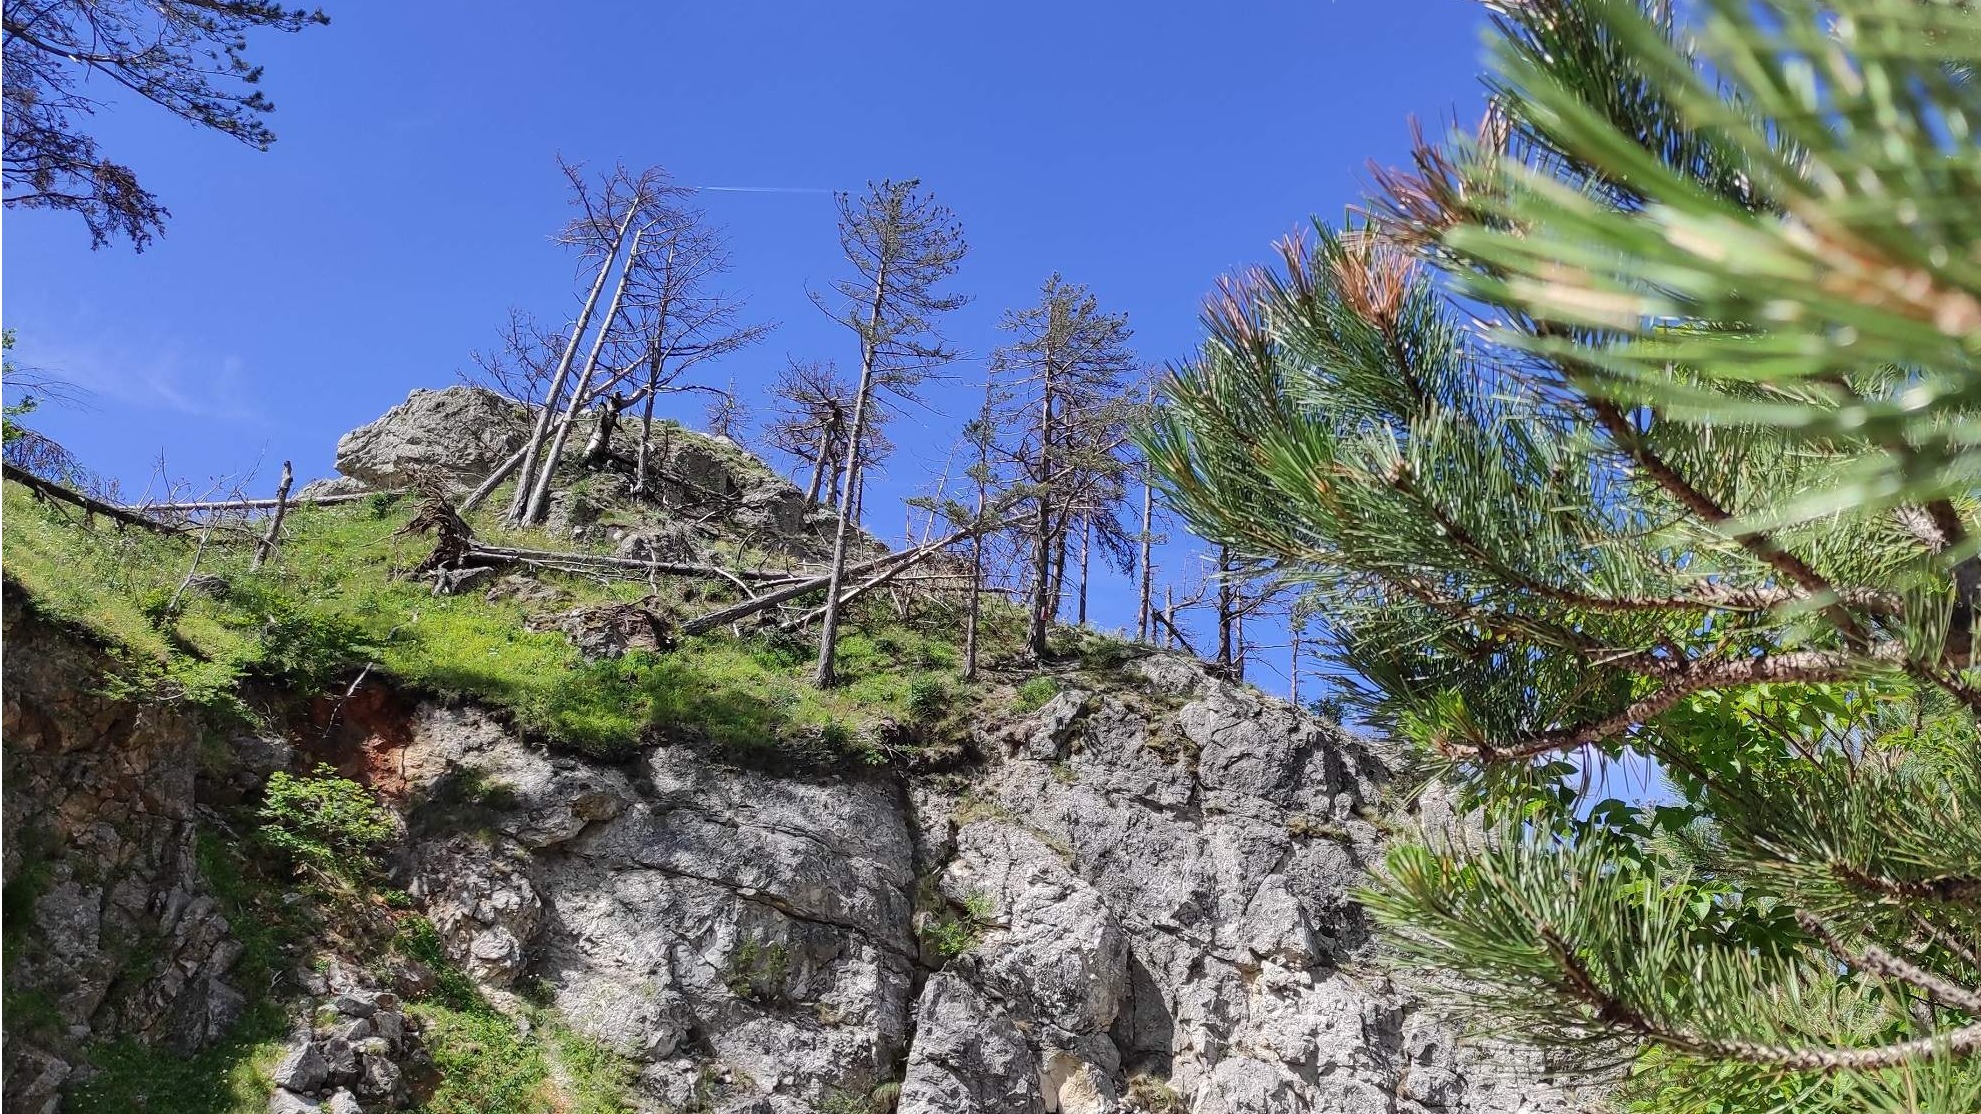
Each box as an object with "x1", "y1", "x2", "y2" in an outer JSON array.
[{"x1": 2, "y1": 0, "x2": 328, "y2": 249}]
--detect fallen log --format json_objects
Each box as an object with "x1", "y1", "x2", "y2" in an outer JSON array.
[
  {"x1": 4, "y1": 463, "x2": 180, "y2": 533},
  {"x1": 120, "y1": 488, "x2": 407, "y2": 513},
  {"x1": 464, "y1": 542, "x2": 806, "y2": 583}
]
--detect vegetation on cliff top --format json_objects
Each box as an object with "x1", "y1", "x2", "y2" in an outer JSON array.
[{"x1": 1, "y1": 477, "x2": 1132, "y2": 767}]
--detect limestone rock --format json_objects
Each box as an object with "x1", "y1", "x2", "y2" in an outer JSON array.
[
  {"x1": 896, "y1": 974, "x2": 1047, "y2": 1114},
  {"x1": 332, "y1": 386, "x2": 527, "y2": 494},
  {"x1": 2, "y1": 599, "x2": 247, "y2": 1105}
]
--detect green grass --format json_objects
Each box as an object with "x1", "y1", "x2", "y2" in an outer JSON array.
[
  {"x1": 2, "y1": 481, "x2": 1040, "y2": 766},
  {"x1": 393, "y1": 918, "x2": 635, "y2": 1114}
]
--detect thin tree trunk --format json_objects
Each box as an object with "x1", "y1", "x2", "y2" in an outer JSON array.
[
  {"x1": 1136, "y1": 384, "x2": 1157, "y2": 643},
  {"x1": 815, "y1": 263, "x2": 889, "y2": 688},
  {"x1": 631, "y1": 246, "x2": 677, "y2": 498},
  {"x1": 250, "y1": 460, "x2": 293, "y2": 571},
  {"x1": 1076, "y1": 519, "x2": 1090, "y2": 626},
  {"x1": 1289, "y1": 622, "x2": 1302, "y2": 706},
  {"x1": 1027, "y1": 351, "x2": 1057, "y2": 661},
  {"x1": 634, "y1": 384, "x2": 661, "y2": 497},
  {"x1": 507, "y1": 205, "x2": 641, "y2": 522},
  {"x1": 964, "y1": 486, "x2": 986, "y2": 682},
  {"x1": 1216, "y1": 546, "x2": 1235, "y2": 675},
  {"x1": 1234, "y1": 607, "x2": 1246, "y2": 682},
  {"x1": 462, "y1": 444, "x2": 528, "y2": 513},
  {"x1": 804, "y1": 423, "x2": 834, "y2": 506},
  {"x1": 522, "y1": 224, "x2": 646, "y2": 525},
  {"x1": 1164, "y1": 585, "x2": 1176, "y2": 650}
]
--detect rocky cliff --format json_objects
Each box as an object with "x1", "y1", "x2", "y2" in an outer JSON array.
[{"x1": 0, "y1": 388, "x2": 1599, "y2": 1113}]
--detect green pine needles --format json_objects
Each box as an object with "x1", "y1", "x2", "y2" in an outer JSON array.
[{"x1": 1148, "y1": 1, "x2": 1981, "y2": 1110}]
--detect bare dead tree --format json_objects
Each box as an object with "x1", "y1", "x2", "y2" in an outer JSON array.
[
  {"x1": 763, "y1": 358, "x2": 894, "y2": 511},
  {"x1": 462, "y1": 308, "x2": 568, "y2": 406},
  {"x1": 504, "y1": 159, "x2": 686, "y2": 525},
  {"x1": 616, "y1": 210, "x2": 772, "y2": 495},
  {"x1": 518, "y1": 220, "x2": 647, "y2": 524}
]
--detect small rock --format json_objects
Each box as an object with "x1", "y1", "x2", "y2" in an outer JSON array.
[
  {"x1": 270, "y1": 1043, "x2": 328, "y2": 1093},
  {"x1": 357, "y1": 1052, "x2": 401, "y2": 1099},
  {"x1": 327, "y1": 1089, "x2": 365, "y2": 1114},
  {"x1": 183, "y1": 572, "x2": 231, "y2": 599},
  {"x1": 331, "y1": 1018, "x2": 372, "y2": 1042},
  {"x1": 320, "y1": 1037, "x2": 360, "y2": 1083},
  {"x1": 371, "y1": 1010, "x2": 404, "y2": 1045},
  {"x1": 332, "y1": 992, "x2": 377, "y2": 1018},
  {"x1": 269, "y1": 1091, "x2": 323, "y2": 1114}
]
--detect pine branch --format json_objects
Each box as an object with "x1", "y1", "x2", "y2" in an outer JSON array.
[{"x1": 1540, "y1": 928, "x2": 1981, "y2": 1072}]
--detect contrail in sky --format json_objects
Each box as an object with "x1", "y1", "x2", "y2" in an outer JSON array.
[{"x1": 690, "y1": 185, "x2": 833, "y2": 194}]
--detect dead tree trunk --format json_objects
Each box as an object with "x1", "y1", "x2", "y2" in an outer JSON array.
[
  {"x1": 250, "y1": 460, "x2": 293, "y2": 571},
  {"x1": 1026, "y1": 342, "x2": 1057, "y2": 661},
  {"x1": 521, "y1": 224, "x2": 646, "y2": 525},
  {"x1": 1137, "y1": 475, "x2": 1155, "y2": 642},
  {"x1": 814, "y1": 263, "x2": 889, "y2": 688},
  {"x1": 1215, "y1": 546, "x2": 1235, "y2": 676},
  {"x1": 1076, "y1": 519, "x2": 1091, "y2": 626},
  {"x1": 507, "y1": 205, "x2": 641, "y2": 522}
]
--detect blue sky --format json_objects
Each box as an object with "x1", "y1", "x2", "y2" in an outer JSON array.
[{"x1": 5, "y1": 0, "x2": 1496, "y2": 695}]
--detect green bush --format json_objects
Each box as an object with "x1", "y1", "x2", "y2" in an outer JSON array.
[
  {"x1": 256, "y1": 765, "x2": 395, "y2": 880},
  {"x1": 906, "y1": 676, "x2": 948, "y2": 722},
  {"x1": 1015, "y1": 675, "x2": 1060, "y2": 712}
]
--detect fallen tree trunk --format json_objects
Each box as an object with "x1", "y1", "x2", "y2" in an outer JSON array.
[
  {"x1": 5, "y1": 464, "x2": 180, "y2": 533},
  {"x1": 682, "y1": 543, "x2": 939, "y2": 637},
  {"x1": 777, "y1": 540, "x2": 958, "y2": 633},
  {"x1": 120, "y1": 489, "x2": 406, "y2": 514},
  {"x1": 464, "y1": 542, "x2": 806, "y2": 583}
]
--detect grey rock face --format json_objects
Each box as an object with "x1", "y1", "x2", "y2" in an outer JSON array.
[
  {"x1": 397, "y1": 707, "x2": 919, "y2": 1109},
  {"x1": 896, "y1": 973, "x2": 1047, "y2": 1114},
  {"x1": 332, "y1": 386, "x2": 527, "y2": 494},
  {"x1": 1, "y1": 599, "x2": 247, "y2": 1111},
  {"x1": 390, "y1": 655, "x2": 1595, "y2": 1114}
]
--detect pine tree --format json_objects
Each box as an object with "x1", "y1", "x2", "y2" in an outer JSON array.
[
  {"x1": 1147, "y1": 2, "x2": 1981, "y2": 1110},
  {"x1": 811, "y1": 180, "x2": 968, "y2": 688},
  {"x1": 989, "y1": 274, "x2": 1138, "y2": 660}
]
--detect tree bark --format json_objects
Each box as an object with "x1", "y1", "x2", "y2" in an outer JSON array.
[
  {"x1": 521, "y1": 224, "x2": 646, "y2": 525},
  {"x1": 1027, "y1": 340, "x2": 1058, "y2": 661},
  {"x1": 814, "y1": 261, "x2": 889, "y2": 687},
  {"x1": 508, "y1": 205, "x2": 641, "y2": 522},
  {"x1": 631, "y1": 244, "x2": 678, "y2": 498},
  {"x1": 250, "y1": 460, "x2": 293, "y2": 571},
  {"x1": 1076, "y1": 519, "x2": 1090, "y2": 626},
  {"x1": 803, "y1": 417, "x2": 836, "y2": 507},
  {"x1": 1216, "y1": 546, "x2": 1235, "y2": 674}
]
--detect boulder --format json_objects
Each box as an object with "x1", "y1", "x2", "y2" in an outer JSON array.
[{"x1": 331, "y1": 387, "x2": 527, "y2": 494}]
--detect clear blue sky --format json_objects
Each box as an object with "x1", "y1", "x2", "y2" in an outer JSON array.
[{"x1": 5, "y1": 0, "x2": 1495, "y2": 694}]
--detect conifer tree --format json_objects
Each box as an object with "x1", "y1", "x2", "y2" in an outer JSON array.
[
  {"x1": 1148, "y1": 2, "x2": 1981, "y2": 1110},
  {"x1": 990, "y1": 274, "x2": 1138, "y2": 660},
  {"x1": 811, "y1": 180, "x2": 968, "y2": 688},
  {"x1": 3, "y1": 0, "x2": 328, "y2": 249}
]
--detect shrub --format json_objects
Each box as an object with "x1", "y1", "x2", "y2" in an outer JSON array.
[
  {"x1": 1015, "y1": 675, "x2": 1060, "y2": 712},
  {"x1": 256, "y1": 765, "x2": 395, "y2": 880},
  {"x1": 906, "y1": 676, "x2": 947, "y2": 722}
]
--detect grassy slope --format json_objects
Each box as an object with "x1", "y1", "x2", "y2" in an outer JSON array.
[{"x1": 2, "y1": 480, "x2": 1036, "y2": 764}]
